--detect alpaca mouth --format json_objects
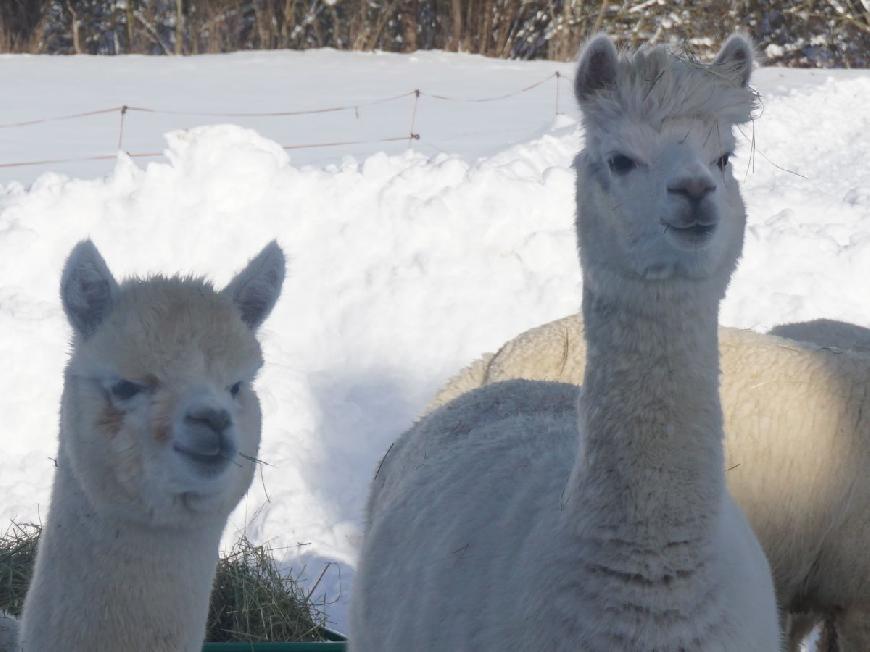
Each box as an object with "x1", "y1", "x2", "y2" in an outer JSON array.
[
  {"x1": 662, "y1": 220, "x2": 717, "y2": 246},
  {"x1": 173, "y1": 441, "x2": 236, "y2": 475}
]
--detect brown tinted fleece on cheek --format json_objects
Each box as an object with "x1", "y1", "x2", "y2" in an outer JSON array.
[
  {"x1": 152, "y1": 396, "x2": 174, "y2": 443},
  {"x1": 97, "y1": 403, "x2": 124, "y2": 438},
  {"x1": 154, "y1": 421, "x2": 171, "y2": 444}
]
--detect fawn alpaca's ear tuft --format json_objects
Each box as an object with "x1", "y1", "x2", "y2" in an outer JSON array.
[
  {"x1": 222, "y1": 240, "x2": 286, "y2": 330},
  {"x1": 60, "y1": 240, "x2": 119, "y2": 338}
]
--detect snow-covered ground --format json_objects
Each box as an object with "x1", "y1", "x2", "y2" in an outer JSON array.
[{"x1": 0, "y1": 49, "x2": 868, "y2": 636}]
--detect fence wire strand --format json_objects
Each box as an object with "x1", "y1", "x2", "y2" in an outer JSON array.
[
  {"x1": 124, "y1": 90, "x2": 418, "y2": 118},
  {"x1": 422, "y1": 73, "x2": 558, "y2": 103},
  {"x1": 0, "y1": 73, "x2": 564, "y2": 170},
  {"x1": 0, "y1": 106, "x2": 124, "y2": 129}
]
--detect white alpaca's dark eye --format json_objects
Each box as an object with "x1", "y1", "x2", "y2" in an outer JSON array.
[
  {"x1": 111, "y1": 380, "x2": 142, "y2": 400},
  {"x1": 608, "y1": 154, "x2": 636, "y2": 175},
  {"x1": 716, "y1": 153, "x2": 732, "y2": 170},
  {"x1": 229, "y1": 382, "x2": 242, "y2": 398}
]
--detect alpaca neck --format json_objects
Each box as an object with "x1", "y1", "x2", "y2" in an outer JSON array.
[
  {"x1": 568, "y1": 277, "x2": 725, "y2": 541},
  {"x1": 24, "y1": 455, "x2": 222, "y2": 650}
]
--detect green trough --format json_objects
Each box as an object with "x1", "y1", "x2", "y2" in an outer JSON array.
[
  {"x1": 202, "y1": 644, "x2": 346, "y2": 652},
  {"x1": 202, "y1": 628, "x2": 347, "y2": 651}
]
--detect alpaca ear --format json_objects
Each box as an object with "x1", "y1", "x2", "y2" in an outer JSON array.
[
  {"x1": 575, "y1": 34, "x2": 618, "y2": 102},
  {"x1": 223, "y1": 240, "x2": 286, "y2": 330},
  {"x1": 714, "y1": 34, "x2": 754, "y2": 87},
  {"x1": 60, "y1": 240, "x2": 119, "y2": 339}
]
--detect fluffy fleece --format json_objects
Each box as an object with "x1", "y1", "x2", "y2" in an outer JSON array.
[
  {"x1": 350, "y1": 34, "x2": 779, "y2": 651},
  {"x1": 17, "y1": 240, "x2": 284, "y2": 652},
  {"x1": 770, "y1": 319, "x2": 870, "y2": 651},
  {"x1": 432, "y1": 314, "x2": 870, "y2": 652}
]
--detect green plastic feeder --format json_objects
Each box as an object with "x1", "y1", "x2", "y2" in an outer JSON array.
[
  {"x1": 202, "y1": 628, "x2": 347, "y2": 651},
  {"x1": 202, "y1": 644, "x2": 346, "y2": 652}
]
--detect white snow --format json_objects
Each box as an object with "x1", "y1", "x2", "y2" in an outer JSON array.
[{"x1": 0, "y1": 50, "x2": 868, "y2": 638}]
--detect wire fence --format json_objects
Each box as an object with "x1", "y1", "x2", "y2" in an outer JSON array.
[{"x1": 0, "y1": 72, "x2": 569, "y2": 171}]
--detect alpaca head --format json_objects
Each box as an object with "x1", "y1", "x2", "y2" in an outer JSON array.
[
  {"x1": 573, "y1": 34, "x2": 756, "y2": 296},
  {"x1": 58, "y1": 240, "x2": 285, "y2": 529}
]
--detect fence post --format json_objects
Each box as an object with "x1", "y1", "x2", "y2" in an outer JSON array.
[
  {"x1": 554, "y1": 71, "x2": 561, "y2": 118},
  {"x1": 117, "y1": 105, "x2": 129, "y2": 151},
  {"x1": 409, "y1": 89, "x2": 421, "y2": 143}
]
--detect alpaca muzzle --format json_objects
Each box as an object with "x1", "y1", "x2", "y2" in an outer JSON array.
[{"x1": 173, "y1": 407, "x2": 237, "y2": 473}]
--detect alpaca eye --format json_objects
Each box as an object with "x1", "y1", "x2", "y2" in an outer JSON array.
[
  {"x1": 715, "y1": 153, "x2": 732, "y2": 170},
  {"x1": 111, "y1": 380, "x2": 143, "y2": 401},
  {"x1": 229, "y1": 382, "x2": 242, "y2": 398},
  {"x1": 608, "y1": 154, "x2": 636, "y2": 175}
]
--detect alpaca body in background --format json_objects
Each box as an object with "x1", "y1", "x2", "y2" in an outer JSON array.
[{"x1": 433, "y1": 314, "x2": 870, "y2": 651}]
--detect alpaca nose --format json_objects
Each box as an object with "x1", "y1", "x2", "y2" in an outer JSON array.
[
  {"x1": 175, "y1": 407, "x2": 235, "y2": 467},
  {"x1": 668, "y1": 176, "x2": 715, "y2": 203},
  {"x1": 185, "y1": 407, "x2": 231, "y2": 436}
]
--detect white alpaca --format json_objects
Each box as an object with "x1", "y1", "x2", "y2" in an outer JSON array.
[
  {"x1": 350, "y1": 34, "x2": 779, "y2": 651},
  {"x1": 432, "y1": 315, "x2": 870, "y2": 652},
  {"x1": 16, "y1": 240, "x2": 285, "y2": 652}
]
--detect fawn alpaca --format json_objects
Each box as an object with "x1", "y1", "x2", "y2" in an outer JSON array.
[{"x1": 18, "y1": 240, "x2": 285, "y2": 651}]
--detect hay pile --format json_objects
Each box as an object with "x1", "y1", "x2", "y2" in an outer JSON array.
[
  {"x1": 207, "y1": 536, "x2": 329, "y2": 642},
  {"x1": 0, "y1": 522, "x2": 38, "y2": 618}
]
